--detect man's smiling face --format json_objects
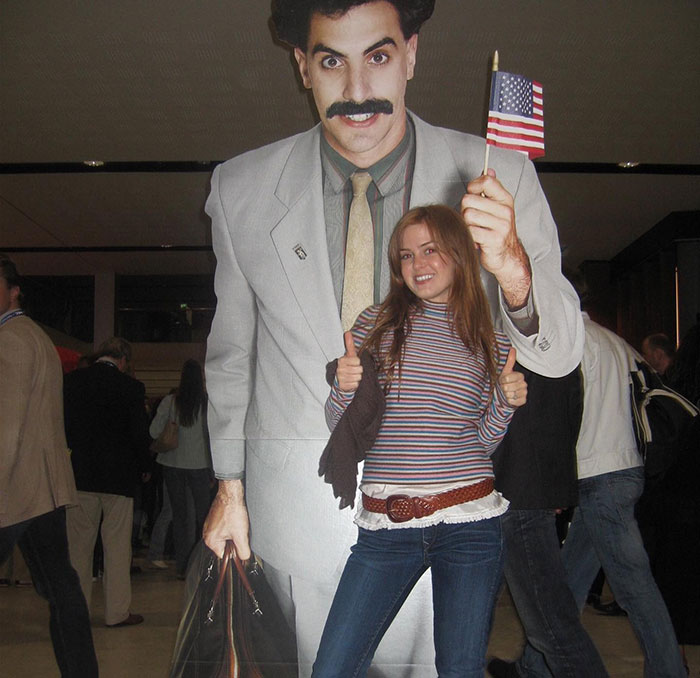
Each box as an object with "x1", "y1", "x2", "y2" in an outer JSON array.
[{"x1": 294, "y1": 1, "x2": 417, "y2": 168}]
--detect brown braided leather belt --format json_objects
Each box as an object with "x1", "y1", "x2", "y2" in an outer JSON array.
[{"x1": 361, "y1": 478, "x2": 494, "y2": 523}]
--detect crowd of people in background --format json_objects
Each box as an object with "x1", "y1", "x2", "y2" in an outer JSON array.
[
  {"x1": 1, "y1": 252, "x2": 216, "y2": 676},
  {"x1": 2, "y1": 241, "x2": 699, "y2": 676},
  {"x1": 1, "y1": 4, "x2": 698, "y2": 678}
]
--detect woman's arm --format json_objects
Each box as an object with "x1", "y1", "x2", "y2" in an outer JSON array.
[
  {"x1": 148, "y1": 394, "x2": 172, "y2": 438},
  {"x1": 477, "y1": 340, "x2": 526, "y2": 453},
  {"x1": 325, "y1": 332, "x2": 362, "y2": 431},
  {"x1": 324, "y1": 307, "x2": 381, "y2": 431}
]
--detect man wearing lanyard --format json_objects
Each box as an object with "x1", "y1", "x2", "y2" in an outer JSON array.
[{"x1": 0, "y1": 254, "x2": 98, "y2": 678}]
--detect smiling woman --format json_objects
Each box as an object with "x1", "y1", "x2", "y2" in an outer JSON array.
[
  {"x1": 399, "y1": 222, "x2": 457, "y2": 303},
  {"x1": 314, "y1": 204, "x2": 527, "y2": 677}
]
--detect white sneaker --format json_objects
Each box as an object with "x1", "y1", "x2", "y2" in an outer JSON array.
[{"x1": 149, "y1": 560, "x2": 169, "y2": 569}]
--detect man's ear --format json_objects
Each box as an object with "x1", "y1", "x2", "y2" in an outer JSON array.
[
  {"x1": 406, "y1": 34, "x2": 418, "y2": 81},
  {"x1": 9, "y1": 285, "x2": 20, "y2": 307},
  {"x1": 294, "y1": 47, "x2": 312, "y2": 89}
]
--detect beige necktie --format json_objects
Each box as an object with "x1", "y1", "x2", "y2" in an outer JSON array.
[{"x1": 341, "y1": 172, "x2": 374, "y2": 331}]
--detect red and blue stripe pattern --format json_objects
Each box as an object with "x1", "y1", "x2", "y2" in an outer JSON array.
[{"x1": 326, "y1": 302, "x2": 515, "y2": 485}]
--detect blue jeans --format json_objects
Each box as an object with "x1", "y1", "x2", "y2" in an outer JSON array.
[
  {"x1": 519, "y1": 468, "x2": 686, "y2": 678},
  {"x1": 501, "y1": 509, "x2": 608, "y2": 678},
  {"x1": 312, "y1": 517, "x2": 504, "y2": 678},
  {"x1": 0, "y1": 508, "x2": 98, "y2": 677}
]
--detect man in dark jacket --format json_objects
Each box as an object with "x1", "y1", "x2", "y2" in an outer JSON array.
[
  {"x1": 488, "y1": 367, "x2": 608, "y2": 677},
  {"x1": 64, "y1": 337, "x2": 151, "y2": 627}
]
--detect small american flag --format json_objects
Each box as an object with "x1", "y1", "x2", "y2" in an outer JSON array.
[{"x1": 486, "y1": 71, "x2": 544, "y2": 159}]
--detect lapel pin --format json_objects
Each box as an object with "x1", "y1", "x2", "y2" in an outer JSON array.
[{"x1": 293, "y1": 244, "x2": 307, "y2": 260}]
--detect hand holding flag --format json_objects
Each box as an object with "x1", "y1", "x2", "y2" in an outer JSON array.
[{"x1": 463, "y1": 51, "x2": 539, "y2": 311}]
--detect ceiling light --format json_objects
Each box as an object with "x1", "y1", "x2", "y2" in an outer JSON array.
[
  {"x1": 83, "y1": 160, "x2": 104, "y2": 167},
  {"x1": 617, "y1": 161, "x2": 640, "y2": 169}
]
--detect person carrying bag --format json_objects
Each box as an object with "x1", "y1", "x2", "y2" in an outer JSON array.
[
  {"x1": 169, "y1": 540, "x2": 297, "y2": 678},
  {"x1": 150, "y1": 398, "x2": 179, "y2": 455}
]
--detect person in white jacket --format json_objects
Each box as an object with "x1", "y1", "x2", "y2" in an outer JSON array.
[{"x1": 513, "y1": 308, "x2": 686, "y2": 678}]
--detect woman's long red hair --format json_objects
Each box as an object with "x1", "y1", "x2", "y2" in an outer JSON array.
[{"x1": 360, "y1": 204, "x2": 498, "y2": 388}]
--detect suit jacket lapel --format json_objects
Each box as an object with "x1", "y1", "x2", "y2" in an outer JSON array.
[
  {"x1": 270, "y1": 126, "x2": 343, "y2": 361},
  {"x1": 268, "y1": 115, "x2": 481, "y2": 362},
  {"x1": 409, "y1": 112, "x2": 477, "y2": 210}
]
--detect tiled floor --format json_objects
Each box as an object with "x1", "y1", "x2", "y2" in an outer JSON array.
[{"x1": 1, "y1": 553, "x2": 697, "y2": 677}]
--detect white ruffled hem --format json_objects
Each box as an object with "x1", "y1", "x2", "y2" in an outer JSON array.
[{"x1": 354, "y1": 490, "x2": 509, "y2": 531}]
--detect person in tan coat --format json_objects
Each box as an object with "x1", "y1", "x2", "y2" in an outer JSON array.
[{"x1": 0, "y1": 254, "x2": 98, "y2": 677}]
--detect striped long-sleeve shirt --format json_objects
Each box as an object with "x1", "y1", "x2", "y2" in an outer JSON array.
[{"x1": 326, "y1": 301, "x2": 515, "y2": 486}]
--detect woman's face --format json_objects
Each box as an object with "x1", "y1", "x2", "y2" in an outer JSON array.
[{"x1": 398, "y1": 222, "x2": 456, "y2": 304}]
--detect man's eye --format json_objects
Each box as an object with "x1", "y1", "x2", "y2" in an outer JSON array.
[
  {"x1": 369, "y1": 52, "x2": 389, "y2": 65},
  {"x1": 321, "y1": 56, "x2": 341, "y2": 69}
]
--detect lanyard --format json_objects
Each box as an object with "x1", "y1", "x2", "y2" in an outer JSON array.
[{"x1": 0, "y1": 309, "x2": 25, "y2": 327}]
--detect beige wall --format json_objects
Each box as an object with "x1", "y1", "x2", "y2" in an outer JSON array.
[{"x1": 132, "y1": 342, "x2": 207, "y2": 398}]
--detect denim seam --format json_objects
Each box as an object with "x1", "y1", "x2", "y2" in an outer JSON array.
[
  {"x1": 351, "y1": 562, "x2": 427, "y2": 677},
  {"x1": 579, "y1": 475, "x2": 681, "y2": 674}
]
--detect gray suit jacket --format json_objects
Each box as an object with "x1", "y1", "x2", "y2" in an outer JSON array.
[{"x1": 205, "y1": 112, "x2": 583, "y2": 580}]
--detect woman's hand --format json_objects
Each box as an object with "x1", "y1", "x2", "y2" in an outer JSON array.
[
  {"x1": 498, "y1": 348, "x2": 527, "y2": 407},
  {"x1": 336, "y1": 331, "x2": 363, "y2": 392}
]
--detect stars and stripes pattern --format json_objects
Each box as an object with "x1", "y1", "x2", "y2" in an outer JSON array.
[
  {"x1": 487, "y1": 70, "x2": 544, "y2": 159},
  {"x1": 326, "y1": 303, "x2": 515, "y2": 484}
]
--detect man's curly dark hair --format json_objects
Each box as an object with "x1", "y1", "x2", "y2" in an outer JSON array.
[{"x1": 271, "y1": 0, "x2": 435, "y2": 50}]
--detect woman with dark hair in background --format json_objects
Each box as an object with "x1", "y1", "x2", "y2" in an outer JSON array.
[{"x1": 150, "y1": 359, "x2": 213, "y2": 578}]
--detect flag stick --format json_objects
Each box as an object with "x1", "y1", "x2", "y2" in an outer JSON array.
[{"x1": 483, "y1": 50, "x2": 499, "y2": 175}]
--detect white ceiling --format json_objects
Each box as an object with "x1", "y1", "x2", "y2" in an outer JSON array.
[{"x1": 2, "y1": 0, "x2": 699, "y2": 277}]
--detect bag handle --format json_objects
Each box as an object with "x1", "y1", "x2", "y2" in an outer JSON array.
[
  {"x1": 207, "y1": 542, "x2": 232, "y2": 622},
  {"x1": 231, "y1": 550, "x2": 262, "y2": 616},
  {"x1": 207, "y1": 541, "x2": 262, "y2": 622}
]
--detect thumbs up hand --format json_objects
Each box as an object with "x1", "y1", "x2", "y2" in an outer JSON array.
[
  {"x1": 498, "y1": 348, "x2": 527, "y2": 407},
  {"x1": 336, "y1": 331, "x2": 363, "y2": 392}
]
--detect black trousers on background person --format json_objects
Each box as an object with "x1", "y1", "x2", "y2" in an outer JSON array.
[
  {"x1": 0, "y1": 507, "x2": 98, "y2": 677},
  {"x1": 161, "y1": 465, "x2": 212, "y2": 577}
]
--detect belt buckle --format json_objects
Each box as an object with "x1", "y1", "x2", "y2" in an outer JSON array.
[
  {"x1": 385, "y1": 495, "x2": 413, "y2": 523},
  {"x1": 412, "y1": 496, "x2": 436, "y2": 519}
]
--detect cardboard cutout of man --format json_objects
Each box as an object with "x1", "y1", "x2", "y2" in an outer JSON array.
[{"x1": 203, "y1": 2, "x2": 584, "y2": 675}]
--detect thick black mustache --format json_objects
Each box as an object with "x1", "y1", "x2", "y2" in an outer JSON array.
[{"x1": 326, "y1": 99, "x2": 393, "y2": 119}]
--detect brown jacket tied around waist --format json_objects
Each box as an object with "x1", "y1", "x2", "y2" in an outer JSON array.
[{"x1": 319, "y1": 350, "x2": 385, "y2": 509}]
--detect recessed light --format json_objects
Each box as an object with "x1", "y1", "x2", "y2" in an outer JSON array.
[
  {"x1": 617, "y1": 161, "x2": 640, "y2": 169},
  {"x1": 83, "y1": 160, "x2": 104, "y2": 167}
]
